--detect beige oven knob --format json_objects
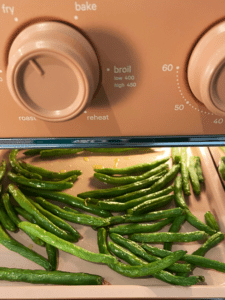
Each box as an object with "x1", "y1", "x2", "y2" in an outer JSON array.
[
  {"x1": 7, "y1": 22, "x2": 100, "y2": 122},
  {"x1": 188, "y1": 21, "x2": 225, "y2": 116}
]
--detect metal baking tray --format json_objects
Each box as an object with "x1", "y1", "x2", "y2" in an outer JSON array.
[{"x1": 0, "y1": 147, "x2": 225, "y2": 299}]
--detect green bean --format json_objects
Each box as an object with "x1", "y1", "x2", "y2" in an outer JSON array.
[
  {"x1": 219, "y1": 156, "x2": 225, "y2": 179},
  {"x1": 185, "y1": 209, "x2": 216, "y2": 236},
  {"x1": 2, "y1": 193, "x2": 20, "y2": 226},
  {"x1": 94, "y1": 164, "x2": 169, "y2": 185},
  {"x1": 109, "y1": 233, "x2": 191, "y2": 274},
  {"x1": 0, "y1": 159, "x2": 6, "y2": 182},
  {"x1": 179, "y1": 231, "x2": 225, "y2": 277},
  {"x1": 0, "y1": 267, "x2": 104, "y2": 285},
  {"x1": 9, "y1": 149, "x2": 42, "y2": 180},
  {"x1": 28, "y1": 198, "x2": 81, "y2": 241},
  {"x1": 174, "y1": 175, "x2": 189, "y2": 210},
  {"x1": 171, "y1": 147, "x2": 180, "y2": 164},
  {"x1": 204, "y1": 211, "x2": 220, "y2": 231},
  {"x1": 19, "y1": 222, "x2": 118, "y2": 265},
  {"x1": 129, "y1": 231, "x2": 208, "y2": 243},
  {"x1": 98, "y1": 230, "x2": 187, "y2": 279},
  {"x1": 0, "y1": 196, "x2": 17, "y2": 232},
  {"x1": 107, "y1": 207, "x2": 184, "y2": 226},
  {"x1": 33, "y1": 197, "x2": 109, "y2": 228},
  {"x1": 2, "y1": 193, "x2": 45, "y2": 246},
  {"x1": 19, "y1": 160, "x2": 82, "y2": 180},
  {"x1": 23, "y1": 149, "x2": 42, "y2": 156},
  {"x1": 0, "y1": 224, "x2": 51, "y2": 270},
  {"x1": 46, "y1": 243, "x2": 58, "y2": 271},
  {"x1": 98, "y1": 186, "x2": 174, "y2": 212},
  {"x1": 63, "y1": 206, "x2": 82, "y2": 214},
  {"x1": 108, "y1": 249, "x2": 187, "y2": 278},
  {"x1": 108, "y1": 241, "x2": 192, "y2": 283},
  {"x1": 142, "y1": 242, "x2": 225, "y2": 274},
  {"x1": 194, "y1": 156, "x2": 204, "y2": 182},
  {"x1": 188, "y1": 156, "x2": 201, "y2": 195},
  {"x1": 8, "y1": 172, "x2": 73, "y2": 191},
  {"x1": 127, "y1": 194, "x2": 174, "y2": 215},
  {"x1": 79, "y1": 175, "x2": 167, "y2": 200},
  {"x1": 8, "y1": 184, "x2": 79, "y2": 242},
  {"x1": 192, "y1": 231, "x2": 224, "y2": 257},
  {"x1": 163, "y1": 215, "x2": 186, "y2": 251},
  {"x1": 15, "y1": 206, "x2": 37, "y2": 224},
  {"x1": 80, "y1": 165, "x2": 179, "y2": 200},
  {"x1": 21, "y1": 187, "x2": 112, "y2": 218},
  {"x1": 107, "y1": 239, "x2": 203, "y2": 286},
  {"x1": 40, "y1": 149, "x2": 84, "y2": 158},
  {"x1": 97, "y1": 227, "x2": 110, "y2": 255},
  {"x1": 180, "y1": 147, "x2": 191, "y2": 195},
  {"x1": 103, "y1": 165, "x2": 179, "y2": 203},
  {"x1": 94, "y1": 156, "x2": 170, "y2": 175},
  {"x1": 219, "y1": 156, "x2": 225, "y2": 180},
  {"x1": 109, "y1": 218, "x2": 172, "y2": 235}
]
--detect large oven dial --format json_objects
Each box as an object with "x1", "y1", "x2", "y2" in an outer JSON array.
[
  {"x1": 188, "y1": 21, "x2": 225, "y2": 116},
  {"x1": 7, "y1": 22, "x2": 100, "y2": 122}
]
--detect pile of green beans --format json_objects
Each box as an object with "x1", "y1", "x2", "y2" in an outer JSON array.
[{"x1": 0, "y1": 148, "x2": 224, "y2": 288}]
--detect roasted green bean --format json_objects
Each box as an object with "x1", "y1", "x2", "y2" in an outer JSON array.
[
  {"x1": 103, "y1": 165, "x2": 179, "y2": 203},
  {"x1": 94, "y1": 164, "x2": 169, "y2": 185},
  {"x1": 109, "y1": 233, "x2": 191, "y2": 274},
  {"x1": 2, "y1": 193, "x2": 44, "y2": 246},
  {"x1": 188, "y1": 156, "x2": 201, "y2": 195},
  {"x1": 142, "y1": 242, "x2": 225, "y2": 274},
  {"x1": 0, "y1": 224, "x2": 51, "y2": 270},
  {"x1": 185, "y1": 209, "x2": 216, "y2": 236},
  {"x1": 8, "y1": 184, "x2": 79, "y2": 242},
  {"x1": 34, "y1": 197, "x2": 109, "y2": 228},
  {"x1": 127, "y1": 194, "x2": 174, "y2": 215},
  {"x1": 204, "y1": 211, "x2": 220, "y2": 232},
  {"x1": 18, "y1": 222, "x2": 118, "y2": 265},
  {"x1": 40, "y1": 149, "x2": 84, "y2": 158},
  {"x1": 107, "y1": 207, "x2": 184, "y2": 226},
  {"x1": 98, "y1": 186, "x2": 174, "y2": 212},
  {"x1": 163, "y1": 214, "x2": 186, "y2": 251},
  {"x1": 21, "y1": 187, "x2": 112, "y2": 218},
  {"x1": 46, "y1": 243, "x2": 58, "y2": 271},
  {"x1": 129, "y1": 231, "x2": 208, "y2": 243},
  {"x1": 94, "y1": 156, "x2": 170, "y2": 175},
  {"x1": 9, "y1": 149, "x2": 42, "y2": 180},
  {"x1": 8, "y1": 172, "x2": 73, "y2": 191},
  {"x1": 0, "y1": 267, "x2": 104, "y2": 285},
  {"x1": 180, "y1": 147, "x2": 191, "y2": 195},
  {"x1": 194, "y1": 156, "x2": 204, "y2": 183},
  {"x1": 109, "y1": 218, "x2": 172, "y2": 235},
  {"x1": 19, "y1": 161, "x2": 82, "y2": 180},
  {"x1": 174, "y1": 175, "x2": 189, "y2": 210}
]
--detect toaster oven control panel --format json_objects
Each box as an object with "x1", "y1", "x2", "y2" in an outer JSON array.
[{"x1": 1, "y1": 0, "x2": 225, "y2": 146}]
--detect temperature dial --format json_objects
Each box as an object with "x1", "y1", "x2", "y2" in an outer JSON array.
[
  {"x1": 7, "y1": 22, "x2": 100, "y2": 122},
  {"x1": 188, "y1": 21, "x2": 225, "y2": 116}
]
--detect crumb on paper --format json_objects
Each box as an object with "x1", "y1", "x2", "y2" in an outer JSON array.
[
  {"x1": 113, "y1": 158, "x2": 119, "y2": 168},
  {"x1": 83, "y1": 157, "x2": 89, "y2": 162},
  {"x1": 124, "y1": 157, "x2": 131, "y2": 161},
  {"x1": 61, "y1": 170, "x2": 66, "y2": 173},
  {"x1": 28, "y1": 244, "x2": 33, "y2": 250},
  {"x1": 93, "y1": 165, "x2": 103, "y2": 169}
]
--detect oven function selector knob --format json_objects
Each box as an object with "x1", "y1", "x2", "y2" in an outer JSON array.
[
  {"x1": 188, "y1": 21, "x2": 225, "y2": 116},
  {"x1": 7, "y1": 22, "x2": 100, "y2": 122}
]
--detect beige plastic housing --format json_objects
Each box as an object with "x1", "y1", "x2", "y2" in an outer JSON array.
[
  {"x1": 7, "y1": 22, "x2": 100, "y2": 121},
  {"x1": 188, "y1": 21, "x2": 225, "y2": 116},
  {"x1": 1, "y1": 0, "x2": 225, "y2": 138}
]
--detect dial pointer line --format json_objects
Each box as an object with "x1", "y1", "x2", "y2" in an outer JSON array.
[{"x1": 29, "y1": 59, "x2": 44, "y2": 76}]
